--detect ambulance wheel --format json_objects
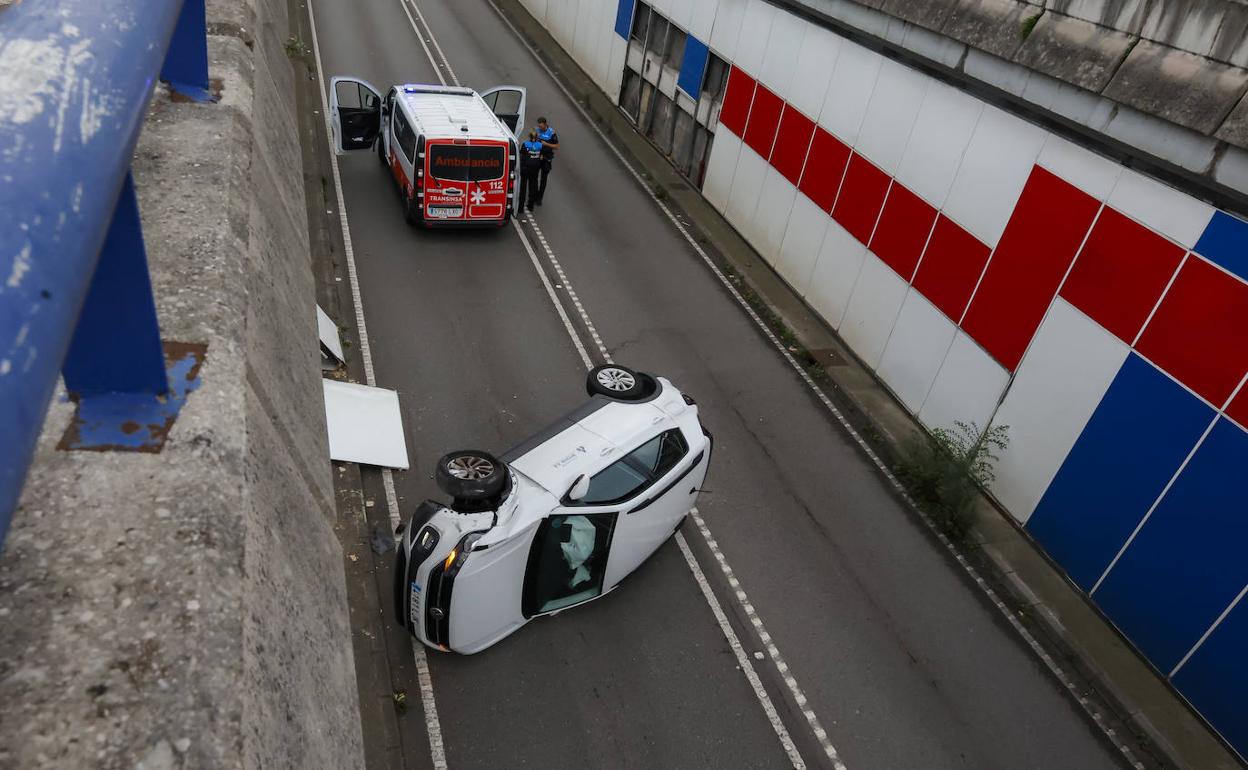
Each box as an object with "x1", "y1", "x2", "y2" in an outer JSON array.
[
  {"x1": 436, "y1": 450, "x2": 508, "y2": 508},
  {"x1": 586, "y1": 365, "x2": 648, "y2": 400},
  {"x1": 376, "y1": 137, "x2": 387, "y2": 168},
  {"x1": 404, "y1": 194, "x2": 419, "y2": 226}
]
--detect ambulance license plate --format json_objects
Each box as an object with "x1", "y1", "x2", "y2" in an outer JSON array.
[{"x1": 428, "y1": 206, "x2": 462, "y2": 219}]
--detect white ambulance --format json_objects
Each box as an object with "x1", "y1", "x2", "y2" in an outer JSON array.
[{"x1": 330, "y1": 79, "x2": 527, "y2": 227}]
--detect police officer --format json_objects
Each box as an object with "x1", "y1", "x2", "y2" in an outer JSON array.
[
  {"x1": 534, "y1": 117, "x2": 560, "y2": 206},
  {"x1": 518, "y1": 130, "x2": 544, "y2": 213}
]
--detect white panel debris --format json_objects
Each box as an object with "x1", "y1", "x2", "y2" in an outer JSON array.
[{"x1": 322, "y1": 380, "x2": 409, "y2": 469}]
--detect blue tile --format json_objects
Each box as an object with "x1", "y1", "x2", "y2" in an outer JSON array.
[
  {"x1": 1173, "y1": 595, "x2": 1248, "y2": 763},
  {"x1": 678, "y1": 35, "x2": 710, "y2": 97},
  {"x1": 1027, "y1": 354, "x2": 1213, "y2": 590},
  {"x1": 1195, "y1": 210, "x2": 1248, "y2": 282},
  {"x1": 1094, "y1": 418, "x2": 1248, "y2": 671},
  {"x1": 614, "y1": 0, "x2": 635, "y2": 39}
]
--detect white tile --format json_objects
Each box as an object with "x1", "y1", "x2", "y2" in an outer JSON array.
[
  {"x1": 734, "y1": 0, "x2": 778, "y2": 75},
  {"x1": 1036, "y1": 134, "x2": 1123, "y2": 202},
  {"x1": 595, "y1": 6, "x2": 623, "y2": 91},
  {"x1": 651, "y1": 0, "x2": 674, "y2": 19},
  {"x1": 709, "y1": 0, "x2": 748, "y2": 61},
  {"x1": 749, "y1": 167, "x2": 800, "y2": 265},
  {"x1": 989, "y1": 299, "x2": 1131, "y2": 523},
  {"x1": 776, "y1": 194, "x2": 831, "y2": 294},
  {"x1": 817, "y1": 40, "x2": 883, "y2": 147},
  {"x1": 919, "y1": 330, "x2": 1011, "y2": 434},
  {"x1": 758, "y1": 11, "x2": 806, "y2": 96},
  {"x1": 877, "y1": 290, "x2": 959, "y2": 412},
  {"x1": 805, "y1": 221, "x2": 868, "y2": 329},
  {"x1": 690, "y1": 0, "x2": 718, "y2": 40},
  {"x1": 1107, "y1": 168, "x2": 1216, "y2": 248},
  {"x1": 854, "y1": 59, "x2": 929, "y2": 176},
  {"x1": 942, "y1": 105, "x2": 1047, "y2": 247},
  {"x1": 839, "y1": 252, "x2": 910, "y2": 369},
  {"x1": 788, "y1": 24, "x2": 842, "y2": 119},
  {"x1": 669, "y1": 0, "x2": 695, "y2": 30},
  {"x1": 726, "y1": 145, "x2": 769, "y2": 230},
  {"x1": 572, "y1": 0, "x2": 597, "y2": 71},
  {"x1": 606, "y1": 35, "x2": 628, "y2": 100},
  {"x1": 894, "y1": 81, "x2": 984, "y2": 206},
  {"x1": 701, "y1": 129, "x2": 742, "y2": 214}
]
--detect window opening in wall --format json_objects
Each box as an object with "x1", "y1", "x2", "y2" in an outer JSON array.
[
  {"x1": 629, "y1": 2, "x2": 651, "y2": 45},
  {"x1": 664, "y1": 27, "x2": 686, "y2": 70},
  {"x1": 621, "y1": 69, "x2": 643, "y2": 123},
  {"x1": 646, "y1": 16, "x2": 670, "y2": 58},
  {"x1": 649, "y1": 93, "x2": 677, "y2": 155},
  {"x1": 701, "y1": 54, "x2": 729, "y2": 108}
]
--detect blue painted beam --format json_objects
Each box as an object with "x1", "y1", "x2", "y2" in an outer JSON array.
[
  {"x1": 160, "y1": 0, "x2": 215, "y2": 102},
  {"x1": 0, "y1": 0, "x2": 189, "y2": 537}
]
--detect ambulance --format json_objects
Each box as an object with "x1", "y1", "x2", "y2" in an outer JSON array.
[{"x1": 329, "y1": 78, "x2": 527, "y2": 227}]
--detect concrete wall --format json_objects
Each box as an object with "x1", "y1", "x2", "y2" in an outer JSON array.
[
  {"x1": 0, "y1": 0, "x2": 365, "y2": 767},
  {"x1": 521, "y1": 0, "x2": 1248, "y2": 759}
]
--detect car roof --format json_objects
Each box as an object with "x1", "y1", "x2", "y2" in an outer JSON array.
[
  {"x1": 396, "y1": 85, "x2": 511, "y2": 142},
  {"x1": 504, "y1": 391, "x2": 679, "y2": 498}
]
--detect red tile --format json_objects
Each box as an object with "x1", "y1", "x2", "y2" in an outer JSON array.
[
  {"x1": 832, "y1": 154, "x2": 891, "y2": 244},
  {"x1": 719, "y1": 67, "x2": 756, "y2": 137},
  {"x1": 743, "y1": 84, "x2": 784, "y2": 158},
  {"x1": 911, "y1": 215, "x2": 992, "y2": 323},
  {"x1": 770, "y1": 107, "x2": 816, "y2": 185},
  {"x1": 868, "y1": 183, "x2": 937, "y2": 281},
  {"x1": 1228, "y1": 388, "x2": 1248, "y2": 429},
  {"x1": 1136, "y1": 256, "x2": 1248, "y2": 408},
  {"x1": 961, "y1": 166, "x2": 1101, "y2": 371},
  {"x1": 1060, "y1": 207, "x2": 1185, "y2": 344},
  {"x1": 797, "y1": 128, "x2": 851, "y2": 212}
]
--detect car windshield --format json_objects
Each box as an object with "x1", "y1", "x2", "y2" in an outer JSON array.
[{"x1": 428, "y1": 144, "x2": 505, "y2": 182}]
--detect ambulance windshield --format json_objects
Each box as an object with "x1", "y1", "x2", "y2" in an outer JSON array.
[{"x1": 428, "y1": 144, "x2": 505, "y2": 183}]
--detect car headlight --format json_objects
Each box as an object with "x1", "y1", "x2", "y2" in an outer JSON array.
[{"x1": 442, "y1": 532, "x2": 486, "y2": 576}]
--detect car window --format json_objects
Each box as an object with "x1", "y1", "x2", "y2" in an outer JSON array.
[
  {"x1": 393, "y1": 111, "x2": 417, "y2": 163},
  {"x1": 628, "y1": 429, "x2": 688, "y2": 477},
  {"x1": 581, "y1": 459, "x2": 649, "y2": 505},
  {"x1": 524, "y1": 513, "x2": 617, "y2": 615},
  {"x1": 578, "y1": 429, "x2": 689, "y2": 505}
]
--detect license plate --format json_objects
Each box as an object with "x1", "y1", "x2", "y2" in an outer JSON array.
[
  {"x1": 410, "y1": 582, "x2": 421, "y2": 627},
  {"x1": 428, "y1": 206, "x2": 462, "y2": 219}
]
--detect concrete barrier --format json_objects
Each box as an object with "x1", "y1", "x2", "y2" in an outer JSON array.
[{"x1": 0, "y1": 0, "x2": 365, "y2": 766}]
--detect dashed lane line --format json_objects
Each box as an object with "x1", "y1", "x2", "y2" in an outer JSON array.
[{"x1": 306, "y1": 1, "x2": 447, "y2": 767}]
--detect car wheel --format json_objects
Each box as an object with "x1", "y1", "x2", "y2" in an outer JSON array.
[
  {"x1": 436, "y1": 450, "x2": 507, "y2": 507},
  {"x1": 586, "y1": 364, "x2": 646, "y2": 400},
  {"x1": 376, "y1": 136, "x2": 388, "y2": 168},
  {"x1": 404, "y1": 192, "x2": 419, "y2": 226}
]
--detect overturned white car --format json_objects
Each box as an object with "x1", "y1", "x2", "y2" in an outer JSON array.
[{"x1": 395, "y1": 365, "x2": 713, "y2": 654}]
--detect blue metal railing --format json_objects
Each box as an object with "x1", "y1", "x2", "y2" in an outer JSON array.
[{"x1": 0, "y1": 0, "x2": 211, "y2": 546}]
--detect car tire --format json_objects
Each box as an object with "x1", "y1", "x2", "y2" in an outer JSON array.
[
  {"x1": 376, "y1": 136, "x2": 388, "y2": 168},
  {"x1": 586, "y1": 364, "x2": 646, "y2": 400},
  {"x1": 404, "y1": 192, "x2": 419, "y2": 226},
  {"x1": 435, "y1": 450, "x2": 507, "y2": 506}
]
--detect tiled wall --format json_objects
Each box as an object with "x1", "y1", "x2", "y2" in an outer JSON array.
[{"x1": 525, "y1": 0, "x2": 1248, "y2": 756}]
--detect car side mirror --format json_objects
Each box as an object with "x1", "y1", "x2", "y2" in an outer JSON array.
[{"x1": 566, "y1": 474, "x2": 590, "y2": 502}]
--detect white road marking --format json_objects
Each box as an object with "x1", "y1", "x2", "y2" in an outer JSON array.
[
  {"x1": 481, "y1": 2, "x2": 1147, "y2": 767},
  {"x1": 676, "y1": 532, "x2": 806, "y2": 769},
  {"x1": 306, "y1": 2, "x2": 447, "y2": 768}
]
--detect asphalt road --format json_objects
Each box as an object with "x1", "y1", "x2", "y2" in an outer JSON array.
[{"x1": 309, "y1": 0, "x2": 1125, "y2": 767}]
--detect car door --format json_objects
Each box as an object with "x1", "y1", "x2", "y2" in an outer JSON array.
[
  {"x1": 329, "y1": 76, "x2": 382, "y2": 153},
  {"x1": 602, "y1": 428, "x2": 707, "y2": 586},
  {"x1": 479, "y1": 85, "x2": 527, "y2": 136},
  {"x1": 522, "y1": 511, "x2": 620, "y2": 618}
]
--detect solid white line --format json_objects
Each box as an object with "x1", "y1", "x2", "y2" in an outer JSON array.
[
  {"x1": 480, "y1": 3, "x2": 1147, "y2": 767},
  {"x1": 306, "y1": 2, "x2": 447, "y2": 767},
  {"x1": 676, "y1": 532, "x2": 806, "y2": 769},
  {"x1": 397, "y1": 0, "x2": 450, "y2": 87}
]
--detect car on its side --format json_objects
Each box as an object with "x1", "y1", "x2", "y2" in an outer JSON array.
[{"x1": 394, "y1": 365, "x2": 713, "y2": 654}]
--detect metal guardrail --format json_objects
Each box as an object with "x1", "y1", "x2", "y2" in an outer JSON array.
[{"x1": 0, "y1": 0, "x2": 211, "y2": 546}]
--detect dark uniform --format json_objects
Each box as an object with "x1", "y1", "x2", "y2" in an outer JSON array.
[
  {"x1": 518, "y1": 138, "x2": 544, "y2": 212},
  {"x1": 536, "y1": 124, "x2": 559, "y2": 205}
]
